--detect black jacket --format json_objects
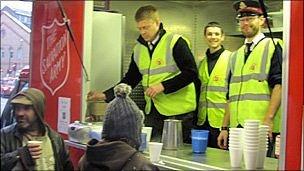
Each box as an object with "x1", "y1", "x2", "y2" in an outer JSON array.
[
  {"x1": 104, "y1": 23, "x2": 199, "y2": 103},
  {"x1": 1, "y1": 123, "x2": 74, "y2": 171},
  {"x1": 79, "y1": 139, "x2": 159, "y2": 171}
]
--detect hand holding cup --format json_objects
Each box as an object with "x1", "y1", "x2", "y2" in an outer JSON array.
[{"x1": 27, "y1": 141, "x2": 42, "y2": 160}]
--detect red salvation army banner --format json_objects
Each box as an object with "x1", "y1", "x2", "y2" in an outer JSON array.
[{"x1": 30, "y1": 1, "x2": 84, "y2": 130}]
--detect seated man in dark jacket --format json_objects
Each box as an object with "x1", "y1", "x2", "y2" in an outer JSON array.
[
  {"x1": 1, "y1": 88, "x2": 74, "y2": 171},
  {"x1": 79, "y1": 83, "x2": 159, "y2": 171}
]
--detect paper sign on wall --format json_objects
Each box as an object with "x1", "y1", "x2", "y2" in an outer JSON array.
[{"x1": 58, "y1": 97, "x2": 71, "y2": 134}]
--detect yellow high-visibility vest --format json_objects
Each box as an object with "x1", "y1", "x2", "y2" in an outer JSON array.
[
  {"x1": 133, "y1": 33, "x2": 196, "y2": 116},
  {"x1": 229, "y1": 38, "x2": 283, "y2": 133},
  {"x1": 197, "y1": 50, "x2": 231, "y2": 128}
]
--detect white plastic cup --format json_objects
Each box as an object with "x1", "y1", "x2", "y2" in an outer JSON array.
[
  {"x1": 259, "y1": 125, "x2": 270, "y2": 130},
  {"x1": 229, "y1": 147, "x2": 243, "y2": 168},
  {"x1": 243, "y1": 139, "x2": 259, "y2": 144},
  {"x1": 27, "y1": 141, "x2": 43, "y2": 165},
  {"x1": 256, "y1": 149, "x2": 267, "y2": 169},
  {"x1": 244, "y1": 120, "x2": 260, "y2": 124},
  {"x1": 27, "y1": 140, "x2": 42, "y2": 146},
  {"x1": 229, "y1": 139, "x2": 242, "y2": 143},
  {"x1": 229, "y1": 128, "x2": 243, "y2": 132},
  {"x1": 244, "y1": 147, "x2": 259, "y2": 151},
  {"x1": 229, "y1": 137, "x2": 242, "y2": 141},
  {"x1": 243, "y1": 149, "x2": 258, "y2": 170},
  {"x1": 229, "y1": 144, "x2": 242, "y2": 149},
  {"x1": 148, "y1": 142, "x2": 163, "y2": 163},
  {"x1": 142, "y1": 127, "x2": 153, "y2": 143}
]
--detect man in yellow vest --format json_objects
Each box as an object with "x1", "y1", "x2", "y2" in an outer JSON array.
[
  {"x1": 217, "y1": 0, "x2": 283, "y2": 157},
  {"x1": 87, "y1": 5, "x2": 198, "y2": 143},
  {"x1": 197, "y1": 22, "x2": 231, "y2": 148}
]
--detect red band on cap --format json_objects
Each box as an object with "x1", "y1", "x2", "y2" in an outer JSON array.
[{"x1": 238, "y1": 7, "x2": 263, "y2": 14}]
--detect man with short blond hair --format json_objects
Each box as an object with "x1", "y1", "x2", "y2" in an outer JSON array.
[{"x1": 88, "y1": 5, "x2": 199, "y2": 143}]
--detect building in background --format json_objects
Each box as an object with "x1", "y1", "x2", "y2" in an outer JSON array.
[
  {"x1": 1, "y1": 6, "x2": 31, "y2": 78},
  {"x1": 1, "y1": 6, "x2": 31, "y2": 28}
]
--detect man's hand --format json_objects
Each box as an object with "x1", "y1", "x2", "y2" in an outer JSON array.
[
  {"x1": 87, "y1": 91, "x2": 106, "y2": 101},
  {"x1": 263, "y1": 117, "x2": 274, "y2": 141},
  {"x1": 27, "y1": 143, "x2": 42, "y2": 160},
  {"x1": 217, "y1": 130, "x2": 228, "y2": 149},
  {"x1": 145, "y1": 83, "x2": 164, "y2": 98}
]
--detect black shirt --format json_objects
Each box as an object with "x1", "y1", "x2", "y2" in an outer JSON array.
[
  {"x1": 104, "y1": 23, "x2": 198, "y2": 102},
  {"x1": 205, "y1": 46, "x2": 225, "y2": 75}
]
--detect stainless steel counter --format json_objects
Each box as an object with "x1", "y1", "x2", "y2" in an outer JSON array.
[
  {"x1": 146, "y1": 144, "x2": 278, "y2": 170},
  {"x1": 65, "y1": 140, "x2": 278, "y2": 170}
]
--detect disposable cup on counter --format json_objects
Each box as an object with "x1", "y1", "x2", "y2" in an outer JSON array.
[
  {"x1": 244, "y1": 119, "x2": 260, "y2": 124},
  {"x1": 259, "y1": 125, "x2": 270, "y2": 130},
  {"x1": 229, "y1": 147, "x2": 243, "y2": 168},
  {"x1": 229, "y1": 128, "x2": 243, "y2": 132},
  {"x1": 243, "y1": 149, "x2": 258, "y2": 170},
  {"x1": 244, "y1": 129, "x2": 260, "y2": 133},
  {"x1": 228, "y1": 134, "x2": 242, "y2": 138},
  {"x1": 229, "y1": 139, "x2": 242, "y2": 143},
  {"x1": 256, "y1": 149, "x2": 267, "y2": 169},
  {"x1": 148, "y1": 142, "x2": 163, "y2": 163},
  {"x1": 243, "y1": 147, "x2": 259, "y2": 151},
  {"x1": 191, "y1": 129, "x2": 209, "y2": 153},
  {"x1": 243, "y1": 140, "x2": 260, "y2": 144},
  {"x1": 142, "y1": 127, "x2": 153, "y2": 143},
  {"x1": 229, "y1": 144, "x2": 242, "y2": 149}
]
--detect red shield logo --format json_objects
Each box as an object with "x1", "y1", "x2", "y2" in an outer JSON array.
[
  {"x1": 213, "y1": 75, "x2": 220, "y2": 81},
  {"x1": 40, "y1": 19, "x2": 70, "y2": 95}
]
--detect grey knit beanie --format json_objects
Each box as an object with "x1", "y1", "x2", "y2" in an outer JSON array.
[{"x1": 102, "y1": 83, "x2": 144, "y2": 148}]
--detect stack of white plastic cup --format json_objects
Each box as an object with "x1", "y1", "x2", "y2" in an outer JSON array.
[
  {"x1": 243, "y1": 120, "x2": 260, "y2": 170},
  {"x1": 256, "y1": 125, "x2": 269, "y2": 169},
  {"x1": 229, "y1": 128, "x2": 243, "y2": 168}
]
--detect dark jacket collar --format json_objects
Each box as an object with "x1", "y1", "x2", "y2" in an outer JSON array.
[
  {"x1": 85, "y1": 140, "x2": 137, "y2": 170},
  {"x1": 206, "y1": 46, "x2": 225, "y2": 61},
  {"x1": 11, "y1": 123, "x2": 50, "y2": 140}
]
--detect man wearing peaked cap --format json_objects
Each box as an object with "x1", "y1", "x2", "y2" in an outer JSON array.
[
  {"x1": 217, "y1": 0, "x2": 283, "y2": 158},
  {"x1": 1, "y1": 88, "x2": 73, "y2": 171}
]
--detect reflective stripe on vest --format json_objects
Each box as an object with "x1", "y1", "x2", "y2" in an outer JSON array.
[
  {"x1": 229, "y1": 38, "x2": 283, "y2": 132},
  {"x1": 197, "y1": 50, "x2": 231, "y2": 128},
  {"x1": 133, "y1": 33, "x2": 196, "y2": 116}
]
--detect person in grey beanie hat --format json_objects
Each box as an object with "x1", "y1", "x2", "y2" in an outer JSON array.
[
  {"x1": 102, "y1": 83, "x2": 144, "y2": 149},
  {"x1": 79, "y1": 84, "x2": 159, "y2": 171}
]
